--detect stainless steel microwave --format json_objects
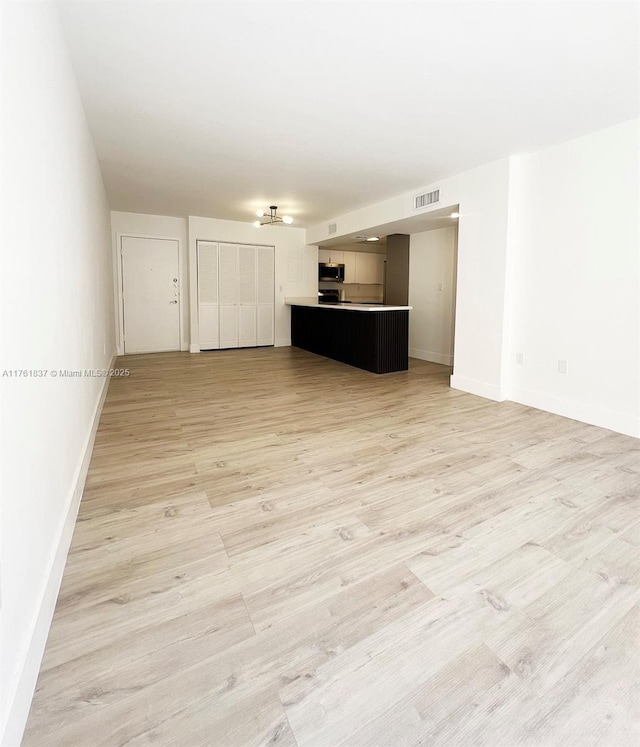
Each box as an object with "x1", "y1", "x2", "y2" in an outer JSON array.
[{"x1": 319, "y1": 262, "x2": 345, "y2": 282}]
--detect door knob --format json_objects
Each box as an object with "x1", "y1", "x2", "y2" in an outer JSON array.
[{"x1": 170, "y1": 300, "x2": 178, "y2": 304}]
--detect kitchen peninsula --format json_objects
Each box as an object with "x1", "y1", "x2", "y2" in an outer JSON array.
[{"x1": 285, "y1": 298, "x2": 411, "y2": 374}]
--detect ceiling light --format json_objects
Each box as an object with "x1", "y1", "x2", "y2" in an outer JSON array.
[
  {"x1": 450, "y1": 212, "x2": 459, "y2": 218},
  {"x1": 253, "y1": 205, "x2": 293, "y2": 227},
  {"x1": 366, "y1": 236, "x2": 380, "y2": 242}
]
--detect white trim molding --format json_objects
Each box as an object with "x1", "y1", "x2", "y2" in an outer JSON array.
[
  {"x1": 409, "y1": 348, "x2": 453, "y2": 366},
  {"x1": 450, "y1": 374, "x2": 507, "y2": 402},
  {"x1": 1, "y1": 356, "x2": 115, "y2": 747},
  {"x1": 511, "y1": 386, "x2": 640, "y2": 439}
]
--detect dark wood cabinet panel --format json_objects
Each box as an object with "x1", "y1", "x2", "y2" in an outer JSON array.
[{"x1": 291, "y1": 306, "x2": 409, "y2": 374}]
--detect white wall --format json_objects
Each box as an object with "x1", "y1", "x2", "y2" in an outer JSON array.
[
  {"x1": 0, "y1": 3, "x2": 115, "y2": 744},
  {"x1": 508, "y1": 120, "x2": 639, "y2": 437},
  {"x1": 445, "y1": 160, "x2": 512, "y2": 399},
  {"x1": 110, "y1": 212, "x2": 189, "y2": 352},
  {"x1": 188, "y1": 216, "x2": 317, "y2": 350},
  {"x1": 409, "y1": 227, "x2": 457, "y2": 366}
]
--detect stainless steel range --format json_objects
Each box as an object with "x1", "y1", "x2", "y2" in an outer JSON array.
[{"x1": 318, "y1": 289, "x2": 340, "y2": 303}]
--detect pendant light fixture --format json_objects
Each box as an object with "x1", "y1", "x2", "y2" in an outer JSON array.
[{"x1": 253, "y1": 205, "x2": 293, "y2": 228}]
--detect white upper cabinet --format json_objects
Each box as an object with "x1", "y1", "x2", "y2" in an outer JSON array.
[
  {"x1": 318, "y1": 249, "x2": 344, "y2": 264},
  {"x1": 354, "y1": 252, "x2": 371, "y2": 284},
  {"x1": 343, "y1": 251, "x2": 357, "y2": 283},
  {"x1": 350, "y1": 252, "x2": 385, "y2": 284},
  {"x1": 371, "y1": 254, "x2": 385, "y2": 284}
]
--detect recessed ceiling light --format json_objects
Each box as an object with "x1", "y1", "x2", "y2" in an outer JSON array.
[
  {"x1": 366, "y1": 236, "x2": 380, "y2": 242},
  {"x1": 450, "y1": 212, "x2": 459, "y2": 218}
]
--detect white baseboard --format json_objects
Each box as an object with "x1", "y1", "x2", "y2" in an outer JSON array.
[
  {"x1": 189, "y1": 344, "x2": 200, "y2": 353},
  {"x1": 409, "y1": 348, "x2": 453, "y2": 366},
  {"x1": 510, "y1": 386, "x2": 640, "y2": 439},
  {"x1": 450, "y1": 374, "x2": 507, "y2": 402},
  {"x1": 1, "y1": 356, "x2": 114, "y2": 747},
  {"x1": 275, "y1": 338, "x2": 291, "y2": 348}
]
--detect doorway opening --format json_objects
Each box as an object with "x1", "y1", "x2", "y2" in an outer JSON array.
[{"x1": 407, "y1": 208, "x2": 459, "y2": 369}]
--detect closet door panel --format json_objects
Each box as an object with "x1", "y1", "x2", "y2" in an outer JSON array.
[
  {"x1": 238, "y1": 245, "x2": 257, "y2": 303},
  {"x1": 218, "y1": 243, "x2": 238, "y2": 348},
  {"x1": 256, "y1": 246, "x2": 275, "y2": 345},
  {"x1": 197, "y1": 241, "x2": 219, "y2": 350},
  {"x1": 257, "y1": 304, "x2": 274, "y2": 346},
  {"x1": 198, "y1": 242, "x2": 273, "y2": 351},
  {"x1": 218, "y1": 244, "x2": 238, "y2": 304},
  {"x1": 238, "y1": 245, "x2": 257, "y2": 346},
  {"x1": 239, "y1": 305, "x2": 257, "y2": 346},
  {"x1": 257, "y1": 247, "x2": 275, "y2": 305},
  {"x1": 219, "y1": 305, "x2": 238, "y2": 348},
  {"x1": 256, "y1": 246, "x2": 275, "y2": 346}
]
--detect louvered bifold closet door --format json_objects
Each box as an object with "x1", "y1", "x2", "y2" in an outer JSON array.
[
  {"x1": 238, "y1": 245, "x2": 257, "y2": 347},
  {"x1": 197, "y1": 241, "x2": 219, "y2": 350},
  {"x1": 218, "y1": 243, "x2": 239, "y2": 348},
  {"x1": 256, "y1": 246, "x2": 275, "y2": 346}
]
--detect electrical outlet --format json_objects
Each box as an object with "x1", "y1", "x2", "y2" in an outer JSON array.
[
  {"x1": 558, "y1": 359, "x2": 568, "y2": 374},
  {"x1": 515, "y1": 352, "x2": 524, "y2": 365}
]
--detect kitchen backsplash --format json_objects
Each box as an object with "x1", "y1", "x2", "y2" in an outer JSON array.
[{"x1": 343, "y1": 283, "x2": 384, "y2": 304}]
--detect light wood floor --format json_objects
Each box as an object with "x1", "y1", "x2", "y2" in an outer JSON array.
[{"x1": 24, "y1": 348, "x2": 640, "y2": 746}]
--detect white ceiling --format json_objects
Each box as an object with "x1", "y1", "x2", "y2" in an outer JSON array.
[{"x1": 57, "y1": 0, "x2": 639, "y2": 228}]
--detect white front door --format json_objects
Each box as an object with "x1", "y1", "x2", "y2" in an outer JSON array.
[{"x1": 121, "y1": 236, "x2": 180, "y2": 354}]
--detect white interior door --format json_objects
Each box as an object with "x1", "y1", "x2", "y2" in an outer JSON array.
[
  {"x1": 197, "y1": 241, "x2": 219, "y2": 350},
  {"x1": 218, "y1": 243, "x2": 238, "y2": 348},
  {"x1": 238, "y1": 245, "x2": 257, "y2": 347},
  {"x1": 121, "y1": 236, "x2": 180, "y2": 354},
  {"x1": 256, "y1": 246, "x2": 274, "y2": 346}
]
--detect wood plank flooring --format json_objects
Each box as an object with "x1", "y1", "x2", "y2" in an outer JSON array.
[{"x1": 24, "y1": 347, "x2": 640, "y2": 746}]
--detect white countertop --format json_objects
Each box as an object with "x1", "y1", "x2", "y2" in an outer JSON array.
[{"x1": 285, "y1": 297, "x2": 412, "y2": 312}]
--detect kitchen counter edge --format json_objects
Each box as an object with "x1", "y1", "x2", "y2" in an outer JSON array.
[{"x1": 285, "y1": 297, "x2": 412, "y2": 312}]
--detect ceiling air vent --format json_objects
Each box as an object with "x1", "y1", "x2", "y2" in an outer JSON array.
[
  {"x1": 328, "y1": 223, "x2": 337, "y2": 235},
  {"x1": 414, "y1": 189, "x2": 440, "y2": 210}
]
